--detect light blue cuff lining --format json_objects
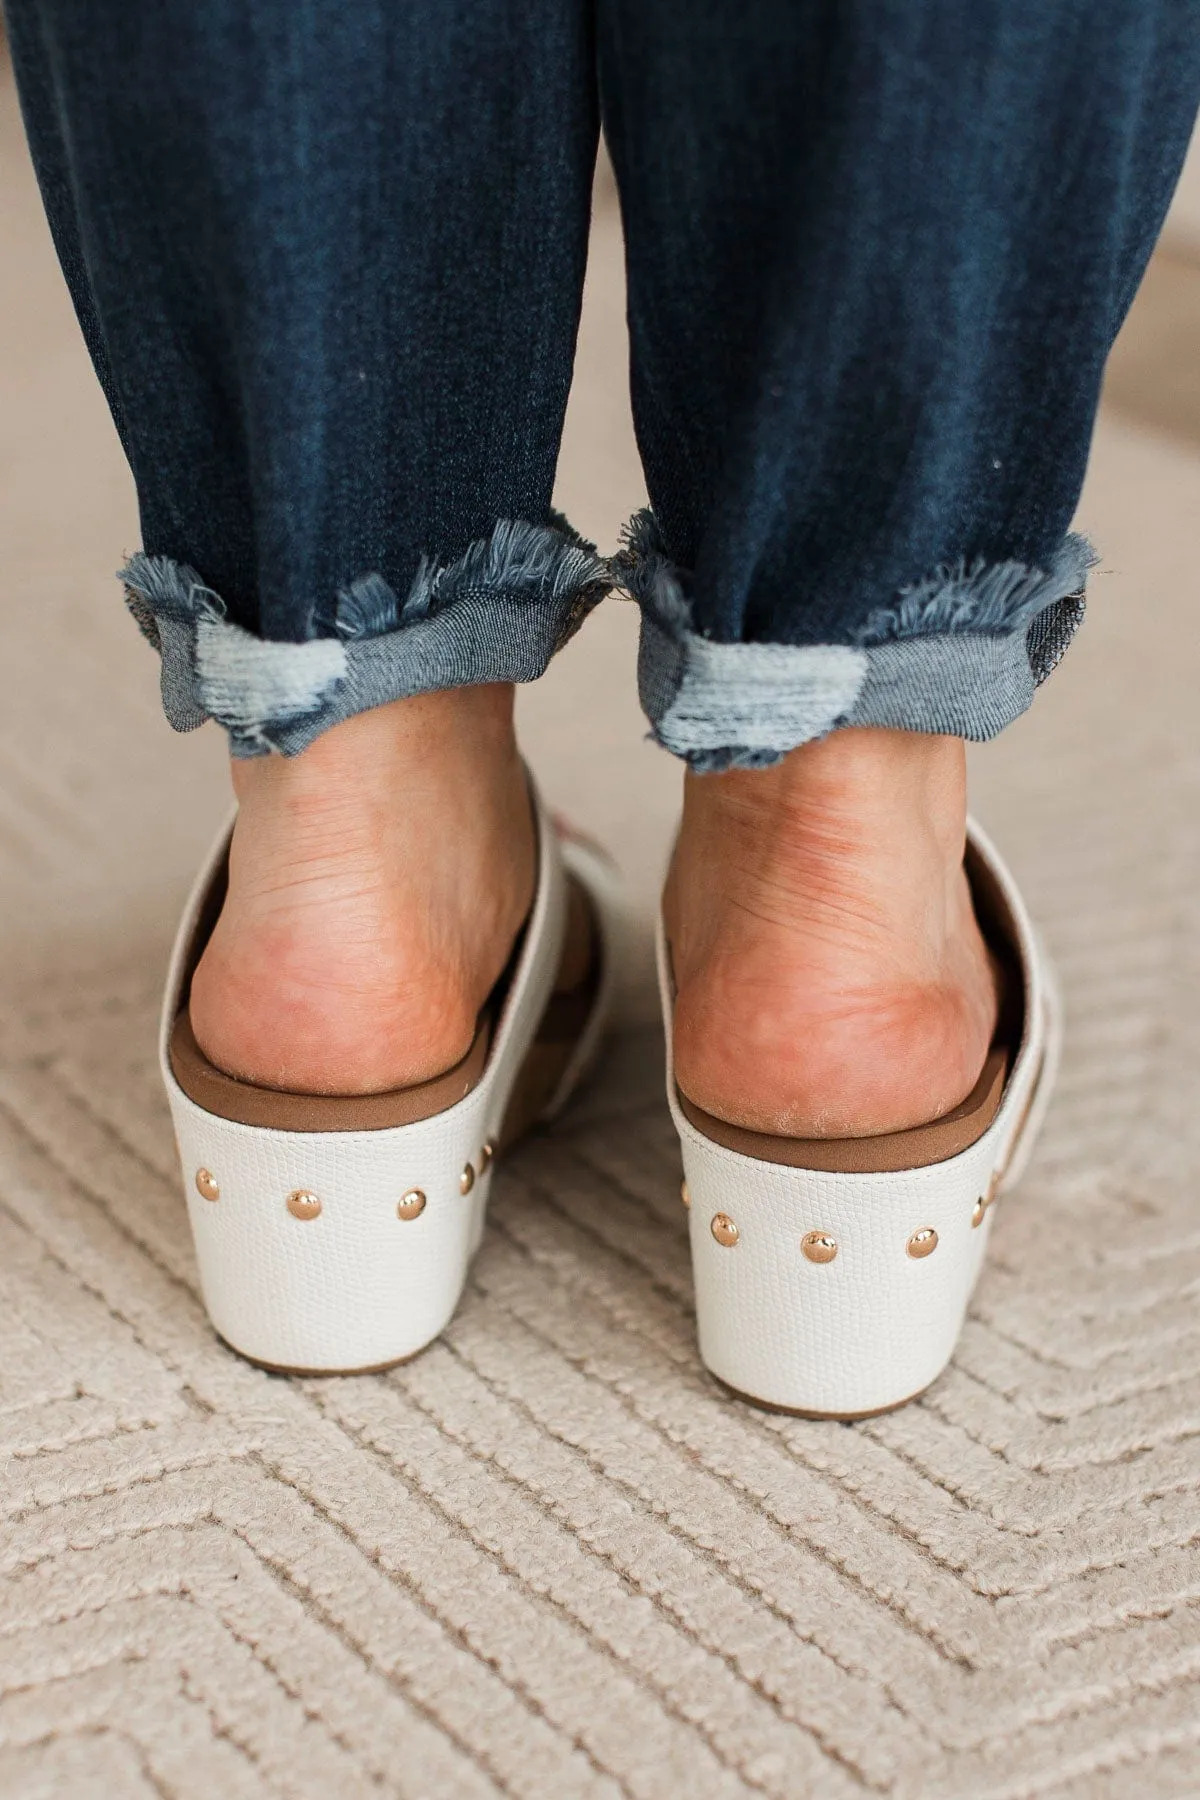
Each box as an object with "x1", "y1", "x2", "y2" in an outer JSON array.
[
  {"x1": 121, "y1": 517, "x2": 611, "y2": 757},
  {"x1": 623, "y1": 510, "x2": 1093, "y2": 770}
]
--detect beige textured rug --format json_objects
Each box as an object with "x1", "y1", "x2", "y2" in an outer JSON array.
[{"x1": 3, "y1": 53, "x2": 1200, "y2": 1799}]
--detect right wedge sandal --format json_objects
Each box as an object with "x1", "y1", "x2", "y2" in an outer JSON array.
[{"x1": 660, "y1": 817, "x2": 1061, "y2": 1419}]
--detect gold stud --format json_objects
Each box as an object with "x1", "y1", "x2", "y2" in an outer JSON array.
[
  {"x1": 710, "y1": 1212, "x2": 739, "y2": 1247},
  {"x1": 680, "y1": 1180, "x2": 691, "y2": 1209},
  {"x1": 907, "y1": 1227, "x2": 938, "y2": 1259},
  {"x1": 195, "y1": 1168, "x2": 220, "y2": 1202},
  {"x1": 479, "y1": 1141, "x2": 495, "y2": 1174},
  {"x1": 801, "y1": 1230, "x2": 838, "y2": 1264},
  {"x1": 286, "y1": 1189, "x2": 322, "y2": 1221},
  {"x1": 397, "y1": 1189, "x2": 426, "y2": 1221},
  {"x1": 972, "y1": 1170, "x2": 1001, "y2": 1229},
  {"x1": 460, "y1": 1163, "x2": 476, "y2": 1195}
]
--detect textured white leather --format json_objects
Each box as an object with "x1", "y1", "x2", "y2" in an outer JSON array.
[
  {"x1": 659, "y1": 818, "x2": 1061, "y2": 1417},
  {"x1": 163, "y1": 786, "x2": 614, "y2": 1372},
  {"x1": 545, "y1": 833, "x2": 626, "y2": 1122}
]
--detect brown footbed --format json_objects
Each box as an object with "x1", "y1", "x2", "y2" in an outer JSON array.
[
  {"x1": 674, "y1": 837, "x2": 1026, "y2": 1175},
  {"x1": 170, "y1": 849, "x2": 601, "y2": 1138}
]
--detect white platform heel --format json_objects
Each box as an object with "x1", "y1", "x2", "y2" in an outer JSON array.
[
  {"x1": 163, "y1": 783, "x2": 620, "y2": 1373},
  {"x1": 661, "y1": 819, "x2": 1060, "y2": 1418}
]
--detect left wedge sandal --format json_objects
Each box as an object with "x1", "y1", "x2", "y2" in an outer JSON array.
[
  {"x1": 163, "y1": 780, "x2": 621, "y2": 1374},
  {"x1": 660, "y1": 818, "x2": 1061, "y2": 1419}
]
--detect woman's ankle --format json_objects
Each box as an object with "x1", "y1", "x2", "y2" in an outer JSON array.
[
  {"x1": 664, "y1": 729, "x2": 999, "y2": 1137},
  {"x1": 189, "y1": 685, "x2": 535, "y2": 1094}
]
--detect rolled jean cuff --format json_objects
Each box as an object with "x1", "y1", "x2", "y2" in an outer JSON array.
[
  {"x1": 620, "y1": 512, "x2": 1095, "y2": 771},
  {"x1": 120, "y1": 516, "x2": 612, "y2": 756}
]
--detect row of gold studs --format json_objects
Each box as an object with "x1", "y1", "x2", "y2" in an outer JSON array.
[
  {"x1": 681, "y1": 1176, "x2": 998, "y2": 1258},
  {"x1": 194, "y1": 1139, "x2": 495, "y2": 1219}
]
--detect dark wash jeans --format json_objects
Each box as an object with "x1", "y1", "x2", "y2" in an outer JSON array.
[{"x1": 7, "y1": 2, "x2": 1200, "y2": 766}]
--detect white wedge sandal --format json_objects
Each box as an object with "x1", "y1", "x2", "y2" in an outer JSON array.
[
  {"x1": 163, "y1": 783, "x2": 620, "y2": 1373},
  {"x1": 660, "y1": 819, "x2": 1061, "y2": 1419}
]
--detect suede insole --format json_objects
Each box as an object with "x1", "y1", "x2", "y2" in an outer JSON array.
[
  {"x1": 673, "y1": 839, "x2": 1025, "y2": 1175},
  {"x1": 170, "y1": 869, "x2": 600, "y2": 1136}
]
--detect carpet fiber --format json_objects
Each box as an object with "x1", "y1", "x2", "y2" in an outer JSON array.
[{"x1": 2, "y1": 55, "x2": 1200, "y2": 1799}]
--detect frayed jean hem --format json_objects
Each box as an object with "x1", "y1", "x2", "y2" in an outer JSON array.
[
  {"x1": 120, "y1": 517, "x2": 611, "y2": 756},
  {"x1": 621, "y1": 511, "x2": 1093, "y2": 771}
]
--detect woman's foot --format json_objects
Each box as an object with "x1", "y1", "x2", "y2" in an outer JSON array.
[
  {"x1": 188, "y1": 685, "x2": 535, "y2": 1095},
  {"x1": 664, "y1": 728, "x2": 999, "y2": 1138}
]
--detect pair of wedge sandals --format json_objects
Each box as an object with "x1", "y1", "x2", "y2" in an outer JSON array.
[{"x1": 164, "y1": 778, "x2": 1058, "y2": 1416}]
